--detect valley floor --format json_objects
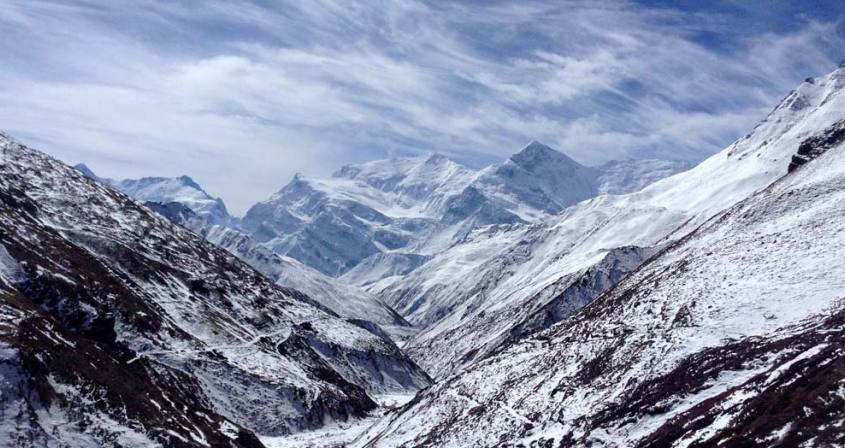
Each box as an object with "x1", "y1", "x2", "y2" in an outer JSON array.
[{"x1": 259, "y1": 394, "x2": 416, "y2": 448}]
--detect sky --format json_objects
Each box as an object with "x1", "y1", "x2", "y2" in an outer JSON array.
[{"x1": 2, "y1": 1, "x2": 844, "y2": 215}]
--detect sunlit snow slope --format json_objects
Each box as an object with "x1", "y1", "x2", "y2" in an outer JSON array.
[{"x1": 382, "y1": 65, "x2": 845, "y2": 378}]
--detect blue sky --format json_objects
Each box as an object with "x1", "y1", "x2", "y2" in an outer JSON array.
[{"x1": 2, "y1": 1, "x2": 844, "y2": 214}]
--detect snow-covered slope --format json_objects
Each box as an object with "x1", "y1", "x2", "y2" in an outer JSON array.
[
  {"x1": 332, "y1": 152, "x2": 478, "y2": 217},
  {"x1": 340, "y1": 252, "x2": 430, "y2": 289},
  {"x1": 374, "y1": 65, "x2": 845, "y2": 379},
  {"x1": 0, "y1": 133, "x2": 429, "y2": 446},
  {"x1": 596, "y1": 158, "x2": 692, "y2": 195},
  {"x1": 356, "y1": 69, "x2": 845, "y2": 447}
]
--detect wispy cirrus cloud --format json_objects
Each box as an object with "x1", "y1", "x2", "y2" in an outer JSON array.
[{"x1": 1, "y1": 0, "x2": 843, "y2": 213}]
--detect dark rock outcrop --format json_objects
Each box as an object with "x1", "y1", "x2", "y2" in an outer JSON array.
[{"x1": 789, "y1": 118, "x2": 845, "y2": 172}]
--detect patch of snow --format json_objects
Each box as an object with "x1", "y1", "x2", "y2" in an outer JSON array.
[{"x1": 0, "y1": 243, "x2": 24, "y2": 285}]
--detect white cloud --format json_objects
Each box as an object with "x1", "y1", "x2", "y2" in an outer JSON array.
[{"x1": 0, "y1": 0, "x2": 842, "y2": 213}]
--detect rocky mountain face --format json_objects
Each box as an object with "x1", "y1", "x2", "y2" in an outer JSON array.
[
  {"x1": 353, "y1": 66, "x2": 845, "y2": 446},
  {"x1": 0, "y1": 134, "x2": 429, "y2": 447}
]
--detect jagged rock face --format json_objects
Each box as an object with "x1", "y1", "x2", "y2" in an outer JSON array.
[
  {"x1": 241, "y1": 177, "x2": 401, "y2": 276},
  {"x1": 0, "y1": 134, "x2": 430, "y2": 446},
  {"x1": 439, "y1": 186, "x2": 524, "y2": 226},
  {"x1": 0, "y1": 299, "x2": 265, "y2": 448},
  {"x1": 355, "y1": 68, "x2": 845, "y2": 447},
  {"x1": 144, "y1": 200, "x2": 197, "y2": 223}
]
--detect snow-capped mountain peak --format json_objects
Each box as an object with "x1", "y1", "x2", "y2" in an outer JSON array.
[
  {"x1": 74, "y1": 164, "x2": 232, "y2": 225},
  {"x1": 478, "y1": 141, "x2": 599, "y2": 215}
]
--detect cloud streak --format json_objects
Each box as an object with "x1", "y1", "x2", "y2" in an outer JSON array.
[{"x1": 1, "y1": 0, "x2": 843, "y2": 213}]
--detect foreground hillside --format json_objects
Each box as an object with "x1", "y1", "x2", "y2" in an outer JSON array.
[
  {"x1": 355, "y1": 72, "x2": 845, "y2": 447},
  {"x1": 0, "y1": 134, "x2": 429, "y2": 447},
  {"x1": 377, "y1": 64, "x2": 845, "y2": 379}
]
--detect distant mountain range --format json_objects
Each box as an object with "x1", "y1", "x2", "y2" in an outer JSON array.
[
  {"x1": 240, "y1": 143, "x2": 690, "y2": 277},
  {"x1": 78, "y1": 142, "x2": 690, "y2": 278}
]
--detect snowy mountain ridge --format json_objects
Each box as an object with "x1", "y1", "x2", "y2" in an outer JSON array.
[
  {"x1": 350, "y1": 64, "x2": 845, "y2": 447},
  {"x1": 74, "y1": 164, "x2": 234, "y2": 225}
]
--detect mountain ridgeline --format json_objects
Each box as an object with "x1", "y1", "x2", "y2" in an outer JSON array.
[
  {"x1": 239, "y1": 142, "x2": 689, "y2": 277},
  {"x1": 3, "y1": 64, "x2": 845, "y2": 447}
]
